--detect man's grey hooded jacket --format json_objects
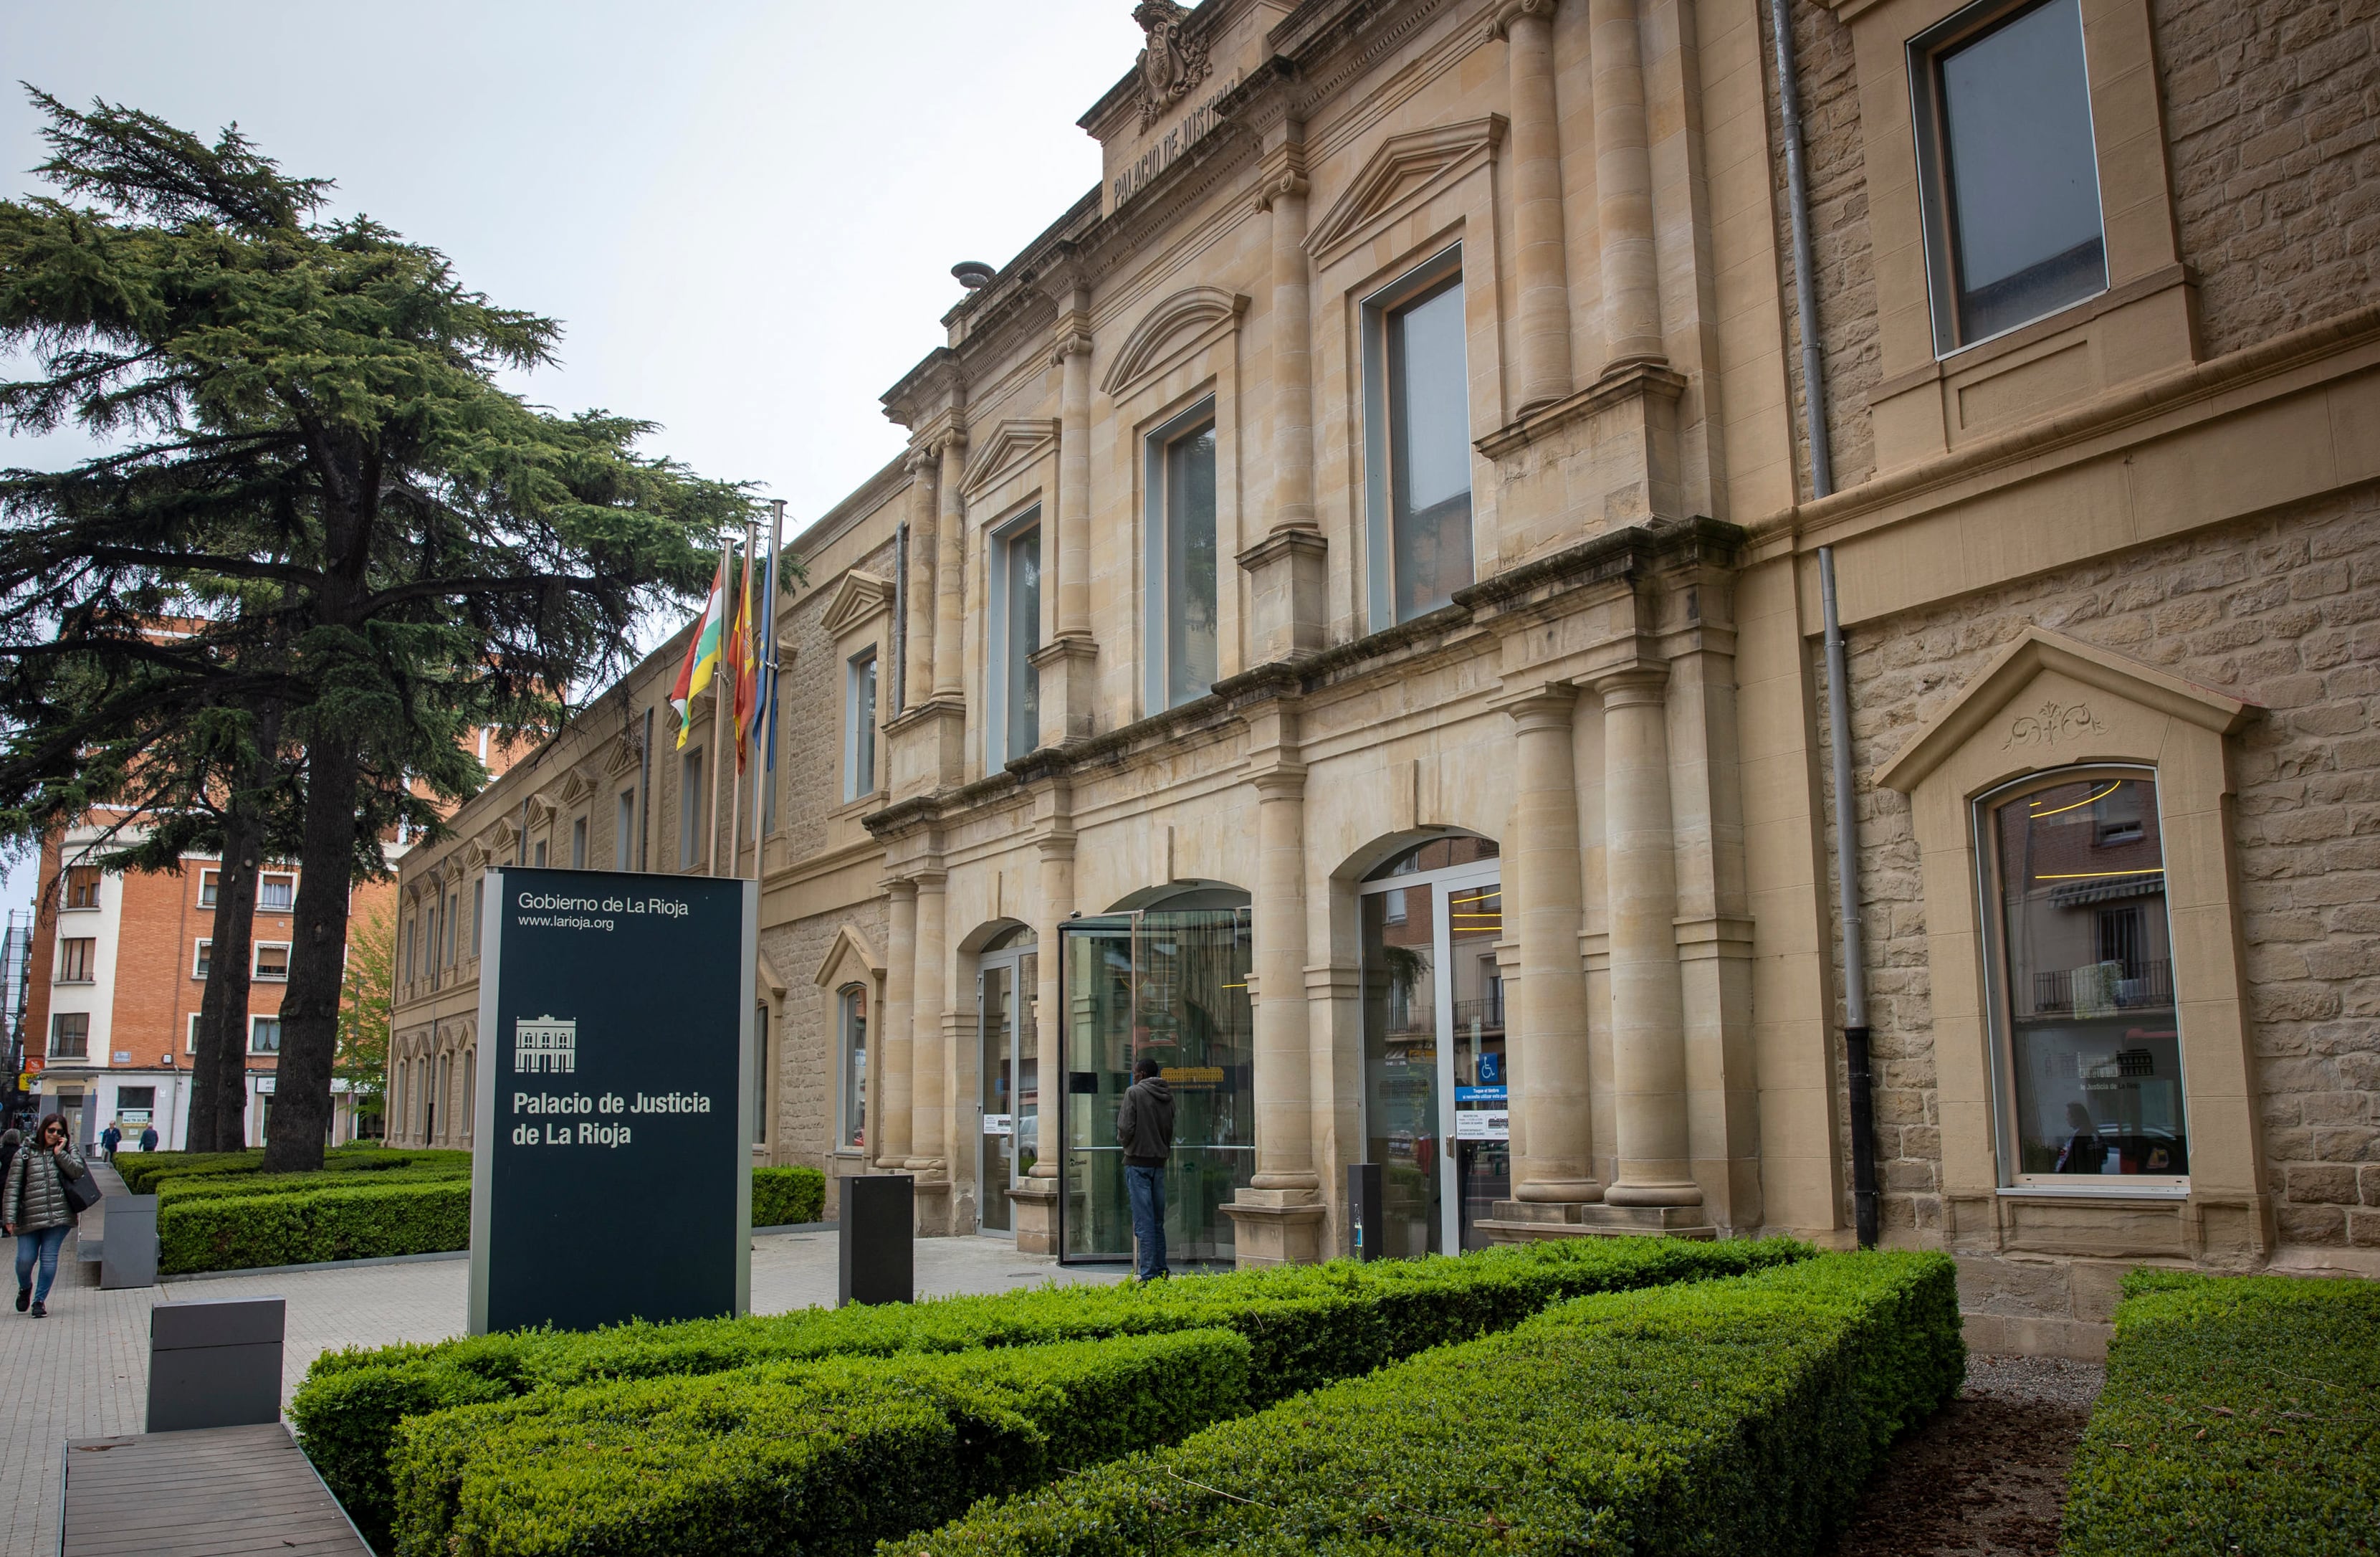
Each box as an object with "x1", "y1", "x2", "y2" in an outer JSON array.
[{"x1": 1116, "y1": 1075, "x2": 1175, "y2": 1168}]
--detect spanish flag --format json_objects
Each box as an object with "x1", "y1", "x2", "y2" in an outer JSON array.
[{"x1": 669, "y1": 551, "x2": 729, "y2": 748}]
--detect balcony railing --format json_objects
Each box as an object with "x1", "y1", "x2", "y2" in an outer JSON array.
[{"x1": 2032, "y1": 958, "x2": 2172, "y2": 1017}]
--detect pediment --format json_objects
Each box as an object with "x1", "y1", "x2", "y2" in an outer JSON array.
[
  {"x1": 1305, "y1": 115, "x2": 1507, "y2": 266},
  {"x1": 1100, "y1": 286, "x2": 1248, "y2": 399},
  {"x1": 813, "y1": 923, "x2": 884, "y2": 989},
  {"x1": 1876, "y1": 627, "x2": 2252, "y2": 794},
  {"x1": 821, "y1": 571, "x2": 896, "y2": 637},
  {"x1": 958, "y1": 421, "x2": 1059, "y2": 504},
  {"x1": 555, "y1": 770, "x2": 596, "y2": 806}
]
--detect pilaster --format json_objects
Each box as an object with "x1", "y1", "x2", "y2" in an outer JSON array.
[
  {"x1": 1491, "y1": 0, "x2": 1576, "y2": 413},
  {"x1": 1237, "y1": 129, "x2": 1329, "y2": 662}
]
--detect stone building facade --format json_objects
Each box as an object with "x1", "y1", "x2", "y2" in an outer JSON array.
[{"x1": 388, "y1": 0, "x2": 2379, "y2": 1352}]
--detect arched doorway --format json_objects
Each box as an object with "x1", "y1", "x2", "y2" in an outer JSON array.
[
  {"x1": 1357, "y1": 834, "x2": 1505, "y2": 1254},
  {"x1": 1058, "y1": 882, "x2": 1253, "y2": 1267},
  {"x1": 975, "y1": 923, "x2": 1038, "y2": 1235}
]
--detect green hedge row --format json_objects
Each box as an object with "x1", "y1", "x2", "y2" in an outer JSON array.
[
  {"x1": 887, "y1": 1250, "x2": 1965, "y2": 1557},
  {"x1": 2063, "y1": 1269, "x2": 2380, "y2": 1556},
  {"x1": 750, "y1": 1164, "x2": 826, "y2": 1227},
  {"x1": 120, "y1": 1146, "x2": 469, "y2": 1194},
  {"x1": 295, "y1": 1235, "x2": 1809, "y2": 1546},
  {"x1": 388, "y1": 1328, "x2": 1248, "y2": 1557},
  {"x1": 160, "y1": 1179, "x2": 472, "y2": 1277},
  {"x1": 160, "y1": 1163, "x2": 470, "y2": 1206}
]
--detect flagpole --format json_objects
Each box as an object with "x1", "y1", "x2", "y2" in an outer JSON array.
[
  {"x1": 750, "y1": 501, "x2": 783, "y2": 875},
  {"x1": 724, "y1": 526, "x2": 750, "y2": 880},
  {"x1": 707, "y1": 535, "x2": 731, "y2": 877}
]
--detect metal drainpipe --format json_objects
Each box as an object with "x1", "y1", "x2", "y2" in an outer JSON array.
[{"x1": 1771, "y1": 0, "x2": 1878, "y2": 1247}]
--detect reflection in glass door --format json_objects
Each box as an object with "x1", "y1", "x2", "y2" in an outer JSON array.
[
  {"x1": 1358, "y1": 837, "x2": 1504, "y2": 1255},
  {"x1": 977, "y1": 934, "x2": 1037, "y2": 1236},
  {"x1": 1060, "y1": 908, "x2": 1253, "y2": 1265}
]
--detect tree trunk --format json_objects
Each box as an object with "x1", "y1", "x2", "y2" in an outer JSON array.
[
  {"x1": 187, "y1": 805, "x2": 262, "y2": 1153},
  {"x1": 262, "y1": 730, "x2": 362, "y2": 1172}
]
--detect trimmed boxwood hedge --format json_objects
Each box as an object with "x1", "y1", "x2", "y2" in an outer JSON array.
[
  {"x1": 884, "y1": 1249, "x2": 1964, "y2": 1557},
  {"x1": 750, "y1": 1163, "x2": 826, "y2": 1227},
  {"x1": 2063, "y1": 1269, "x2": 2380, "y2": 1556},
  {"x1": 161, "y1": 1179, "x2": 472, "y2": 1276},
  {"x1": 387, "y1": 1328, "x2": 1249, "y2": 1557},
  {"x1": 295, "y1": 1234, "x2": 1808, "y2": 1546},
  {"x1": 120, "y1": 1146, "x2": 469, "y2": 1194}
]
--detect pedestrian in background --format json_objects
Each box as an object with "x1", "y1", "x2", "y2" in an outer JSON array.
[
  {"x1": 139, "y1": 1125, "x2": 158, "y2": 1153},
  {"x1": 1114, "y1": 1054, "x2": 1175, "y2": 1281},
  {"x1": 5, "y1": 1114, "x2": 87, "y2": 1318},
  {"x1": 99, "y1": 1121, "x2": 120, "y2": 1163}
]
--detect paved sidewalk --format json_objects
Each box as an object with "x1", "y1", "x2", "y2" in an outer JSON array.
[{"x1": 2, "y1": 1184, "x2": 1123, "y2": 1557}]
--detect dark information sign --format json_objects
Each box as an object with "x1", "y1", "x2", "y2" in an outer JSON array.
[{"x1": 469, "y1": 866, "x2": 755, "y2": 1333}]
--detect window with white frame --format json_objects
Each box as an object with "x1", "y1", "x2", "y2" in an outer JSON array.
[
  {"x1": 838, "y1": 983, "x2": 869, "y2": 1152},
  {"x1": 988, "y1": 510, "x2": 1042, "y2": 768},
  {"x1": 616, "y1": 789, "x2": 636, "y2": 869},
  {"x1": 1364, "y1": 249, "x2": 1472, "y2": 627},
  {"x1": 187, "y1": 1013, "x2": 202, "y2": 1054},
  {"x1": 259, "y1": 873, "x2": 295, "y2": 913},
  {"x1": 194, "y1": 939, "x2": 212, "y2": 980},
  {"x1": 1979, "y1": 768, "x2": 2185, "y2": 1186},
  {"x1": 844, "y1": 649, "x2": 879, "y2": 801},
  {"x1": 200, "y1": 870, "x2": 219, "y2": 908},
  {"x1": 1911, "y1": 0, "x2": 2106, "y2": 353},
  {"x1": 254, "y1": 942, "x2": 290, "y2": 981},
  {"x1": 1144, "y1": 406, "x2": 1218, "y2": 712},
  {"x1": 49, "y1": 1011, "x2": 89, "y2": 1059},
  {"x1": 250, "y1": 1016, "x2": 282, "y2": 1054}
]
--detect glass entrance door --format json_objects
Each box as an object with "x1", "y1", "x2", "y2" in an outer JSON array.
[
  {"x1": 1059, "y1": 908, "x2": 1253, "y2": 1265},
  {"x1": 977, "y1": 939, "x2": 1037, "y2": 1235},
  {"x1": 1358, "y1": 837, "x2": 1504, "y2": 1255}
]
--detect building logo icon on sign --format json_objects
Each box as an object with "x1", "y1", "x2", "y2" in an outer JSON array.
[{"x1": 515, "y1": 1014, "x2": 577, "y2": 1075}]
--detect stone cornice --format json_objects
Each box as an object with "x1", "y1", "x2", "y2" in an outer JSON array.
[
  {"x1": 1474, "y1": 361, "x2": 1687, "y2": 461},
  {"x1": 1453, "y1": 517, "x2": 1746, "y2": 621}
]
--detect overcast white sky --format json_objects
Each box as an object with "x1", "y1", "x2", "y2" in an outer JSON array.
[{"x1": 0, "y1": 0, "x2": 1144, "y2": 915}]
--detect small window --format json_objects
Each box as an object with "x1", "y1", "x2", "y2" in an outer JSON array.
[
  {"x1": 58, "y1": 938, "x2": 96, "y2": 984},
  {"x1": 845, "y1": 650, "x2": 879, "y2": 801},
  {"x1": 116, "y1": 1085, "x2": 156, "y2": 1114},
  {"x1": 254, "y1": 943, "x2": 290, "y2": 981},
  {"x1": 1144, "y1": 407, "x2": 1218, "y2": 713},
  {"x1": 616, "y1": 790, "x2": 636, "y2": 869},
  {"x1": 679, "y1": 748, "x2": 706, "y2": 867},
  {"x1": 838, "y1": 984, "x2": 869, "y2": 1152},
  {"x1": 988, "y1": 511, "x2": 1041, "y2": 768},
  {"x1": 470, "y1": 878, "x2": 484, "y2": 955},
  {"x1": 1365, "y1": 253, "x2": 1473, "y2": 627},
  {"x1": 199, "y1": 870, "x2": 219, "y2": 908},
  {"x1": 249, "y1": 1016, "x2": 282, "y2": 1054},
  {"x1": 194, "y1": 939, "x2": 213, "y2": 979},
  {"x1": 64, "y1": 866, "x2": 100, "y2": 910},
  {"x1": 259, "y1": 874, "x2": 295, "y2": 913},
  {"x1": 445, "y1": 892, "x2": 459, "y2": 966},
  {"x1": 49, "y1": 1011, "x2": 90, "y2": 1060},
  {"x1": 532, "y1": 839, "x2": 548, "y2": 868},
  {"x1": 1911, "y1": 0, "x2": 2106, "y2": 353},
  {"x1": 1982, "y1": 771, "x2": 2185, "y2": 1186},
  {"x1": 571, "y1": 816, "x2": 588, "y2": 870}
]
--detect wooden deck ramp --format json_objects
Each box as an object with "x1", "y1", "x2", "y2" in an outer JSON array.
[{"x1": 60, "y1": 1424, "x2": 368, "y2": 1557}]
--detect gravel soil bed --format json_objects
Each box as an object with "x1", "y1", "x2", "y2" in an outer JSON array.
[{"x1": 1827, "y1": 1354, "x2": 2107, "y2": 1557}]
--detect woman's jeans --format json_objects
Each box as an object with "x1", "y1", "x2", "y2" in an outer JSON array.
[
  {"x1": 15, "y1": 1225, "x2": 68, "y2": 1302},
  {"x1": 1125, "y1": 1164, "x2": 1169, "y2": 1280}
]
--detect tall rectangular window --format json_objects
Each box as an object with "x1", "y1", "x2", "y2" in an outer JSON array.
[
  {"x1": 1911, "y1": 0, "x2": 2105, "y2": 353},
  {"x1": 1144, "y1": 409, "x2": 1217, "y2": 712},
  {"x1": 532, "y1": 839, "x2": 548, "y2": 868},
  {"x1": 679, "y1": 748, "x2": 705, "y2": 867},
  {"x1": 844, "y1": 651, "x2": 879, "y2": 801},
  {"x1": 753, "y1": 1004, "x2": 770, "y2": 1148},
  {"x1": 49, "y1": 1011, "x2": 89, "y2": 1059},
  {"x1": 195, "y1": 939, "x2": 213, "y2": 979},
  {"x1": 64, "y1": 866, "x2": 100, "y2": 910},
  {"x1": 445, "y1": 892, "x2": 459, "y2": 965},
  {"x1": 470, "y1": 878, "x2": 484, "y2": 957},
  {"x1": 58, "y1": 938, "x2": 95, "y2": 984},
  {"x1": 200, "y1": 870, "x2": 219, "y2": 908},
  {"x1": 616, "y1": 791, "x2": 636, "y2": 869},
  {"x1": 570, "y1": 816, "x2": 588, "y2": 870},
  {"x1": 1364, "y1": 254, "x2": 1472, "y2": 627},
  {"x1": 838, "y1": 984, "x2": 869, "y2": 1152},
  {"x1": 988, "y1": 513, "x2": 1042, "y2": 768}
]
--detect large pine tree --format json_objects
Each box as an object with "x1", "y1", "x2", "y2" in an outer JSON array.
[{"x1": 0, "y1": 92, "x2": 748, "y2": 1168}]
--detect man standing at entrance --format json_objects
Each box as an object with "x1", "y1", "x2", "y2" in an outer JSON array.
[{"x1": 1117, "y1": 1054, "x2": 1175, "y2": 1280}]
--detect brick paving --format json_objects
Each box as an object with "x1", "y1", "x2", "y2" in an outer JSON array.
[{"x1": 1, "y1": 1165, "x2": 1124, "y2": 1557}]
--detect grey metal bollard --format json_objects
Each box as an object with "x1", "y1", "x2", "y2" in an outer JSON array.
[
  {"x1": 838, "y1": 1174, "x2": 914, "y2": 1306},
  {"x1": 100, "y1": 1194, "x2": 158, "y2": 1290},
  {"x1": 1347, "y1": 1162, "x2": 1385, "y2": 1261},
  {"x1": 148, "y1": 1296, "x2": 284, "y2": 1432}
]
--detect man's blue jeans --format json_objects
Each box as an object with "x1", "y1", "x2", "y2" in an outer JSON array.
[
  {"x1": 14, "y1": 1225, "x2": 68, "y2": 1301},
  {"x1": 1126, "y1": 1163, "x2": 1168, "y2": 1280}
]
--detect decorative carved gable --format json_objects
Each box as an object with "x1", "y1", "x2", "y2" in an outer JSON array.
[
  {"x1": 958, "y1": 421, "x2": 1060, "y2": 505},
  {"x1": 1101, "y1": 286, "x2": 1249, "y2": 399},
  {"x1": 1876, "y1": 627, "x2": 2252, "y2": 794},
  {"x1": 813, "y1": 923, "x2": 885, "y2": 988},
  {"x1": 555, "y1": 769, "x2": 597, "y2": 806},
  {"x1": 820, "y1": 571, "x2": 896, "y2": 638},
  {"x1": 1304, "y1": 115, "x2": 1508, "y2": 266}
]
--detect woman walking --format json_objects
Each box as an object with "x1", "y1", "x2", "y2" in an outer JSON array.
[{"x1": 4, "y1": 1114, "x2": 87, "y2": 1318}]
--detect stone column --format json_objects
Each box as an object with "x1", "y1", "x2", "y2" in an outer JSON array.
[
  {"x1": 876, "y1": 878, "x2": 917, "y2": 1171},
  {"x1": 902, "y1": 449, "x2": 937, "y2": 711},
  {"x1": 931, "y1": 436, "x2": 967, "y2": 703},
  {"x1": 1508, "y1": 687, "x2": 1601, "y2": 1203},
  {"x1": 1598, "y1": 669, "x2": 1700, "y2": 1206},
  {"x1": 908, "y1": 867, "x2": 949, "y2": 1180},
  {"x1": 1240, "y1": 139, "x2": 1328, "y2": 662},
  {"x1": 1055, "y1": 306, "x2": 1093, "y2": 640},
  {"x1": 1495, "y1": 0, "x2": 1574, "y2": 414},
  {"x1": 1014, "y1": 809, "x2": 1073, "y2": 1254},
  {"x1": 1591, "y1": 0, "x2": 1663, "y2": 366}
]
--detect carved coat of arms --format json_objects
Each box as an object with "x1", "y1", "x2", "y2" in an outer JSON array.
[{"x1": 1134, "y1": 1, "x2": 1212, "y2": 130}]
